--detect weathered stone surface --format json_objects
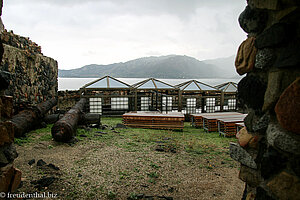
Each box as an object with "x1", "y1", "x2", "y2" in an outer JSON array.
[
  {"x1": 1, "y1": 30, "x2": 42, "y2": 55},
  {"x1": 236, "y1": 127, "x2": 254, "y2": 147},
  {"x1": 1, "y1": 44, "x2": 58, "y2": 107},
  {"x1": 0, "y1": 144, "x2": 17, "y2": 166},
  {"x1": 0, "y1": 70, "x2": 10, "y2": 90},
  {"x1": 267, "y1": 122, "x2": 300, "y2": 155},
  {"x1": 229, "y1": 142, "x2": 257, "y2": 169},
  {"x1": 263, "y1": 69, "x2": 300, "y2": 112},
  {"x1": 238, "y1": 75, "x2": 266, "y2": 110},
  {"x1": 0, "y1": 95, "x2": 13, "y2": 119},
  {"x1": 244, "y1": 109, "x2": 256, "y2": 132},
  {"x1": 238, "y1": 6, "x2": 267, "y2": 34},
  {"x1": 255, "y1": 48, "x2": 275, "y2": 69},
  {"x1": 235, "y1": 37, "x2": 257, "y2": 75},
  {"x1": 252, "y1": 113, "x2": 270, "y2": 134},
  {"x1": 11, "y1": 168, "x2": 21, "y2": 192},
  {"x1": 0, "y1": 150, "x2": 8, "y2": 166},
  {"x1": 0, "y1": 122, "x2": 14, "y2": 146},
  {"x1": 0, "y1": 164, "x2": 14, "y2": 192},
  {"x1": 239, "y1": 165, "x2": 261, "y2": 187},
  {"x1": 261, "y1": 147, "x2": 287, "y2": 179},
  {"x1": 3, "y1": 144, "x2": 18, "y2": 163},
  {"x1": 248, "y1": 0, "x2": 280, "y2": 10},
  {"x1": 255, "y1": 23, "x2": 290, "y2": 49},
  {"x1": 256, "y1": 187, "x2": 275, "y2": 200},
  {"x1": 267, "y1": 171, "x2": 300, "y2": 200},
  {"x1": 274, "y1": 41, "x2": 300, "y2": 68},
  {"x1": 263, "y1": 70, "x2": 283, "y2": 111},
  {"x1": 246, "y1": 191, "x2": 255, "y2": 200},
  {"x1": 275, "y1": 78, "x2": 300, "y2": 134}
]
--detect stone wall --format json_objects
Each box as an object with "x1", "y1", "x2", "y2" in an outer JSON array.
[
  {"x1": 57, "y1": 90, "x2": 81, "y2": 112},
  {"x1": 0, "y1": 32, "x2": 58, "y2": 112},
  {"x1": 0, "y1": 0, "x2": 22, "y2": 194},
  {"x1": 231, "y1": 0, "x2": 300, "y2": 199}
]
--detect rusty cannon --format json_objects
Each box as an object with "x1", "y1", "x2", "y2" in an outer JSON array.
[
  {"x1": 51, "y1": 98, "x2": 87, "y2": 142},
  {"x1": 9, "y1": 97, "x2": 57, "y2": 138}
]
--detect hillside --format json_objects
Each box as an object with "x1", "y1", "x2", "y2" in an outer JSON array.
[{"x1": 58, "y1": 55, "x2": 237, "y2": 78}]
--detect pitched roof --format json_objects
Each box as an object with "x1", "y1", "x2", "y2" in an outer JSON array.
[
  {"x1": 215, "y1": 82, "x2": 237, "y2": 92},
  {"x1": 82, "y1": 76, "x2": 132, "y2": 89},
  {"x1": 132, "y1": 78, "x2": 175, "y2": 90},
  {"x1": 176, "y1": 80, "x2": 217, "y2": 91}
]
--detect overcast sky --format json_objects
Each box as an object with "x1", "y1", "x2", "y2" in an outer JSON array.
[{"x1": 2, "y1": 0, "x2": 247, "y2": 70}]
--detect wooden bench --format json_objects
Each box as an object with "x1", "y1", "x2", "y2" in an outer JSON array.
[
  {"x1": 123, "y1": 111, "x2": 185, "y2": 130},
  {"x1": 203, "y1": 114, "x2": 246, "y2": 132},
  {"x1": 218, "y1": 119, "x2": 246, "y2": 137},
  {"x1": 190, "y1": 112, "x2": 240, "y2": 128}
]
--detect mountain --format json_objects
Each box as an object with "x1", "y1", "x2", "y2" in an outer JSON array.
[
  {"x1": 58, "y1": 55, "x2": 237, "y2": 78},
  {"x1": 202, "y1": 55, "x2": 237, "y2": 78}
]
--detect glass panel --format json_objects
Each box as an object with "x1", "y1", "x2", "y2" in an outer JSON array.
[
  {"x1": 89, "y1": 98, "x2": 102, "y2": 114},
  {"x1": 109, "y1": 78, "x2": 130, "y2": 88},
  {"x1": 154, "y1": 80, "x2": 173, "y2": 89},
  {"x1": 183, "y1": 82, "x2": 199, "y2": 91},
  {"x1": 111, "y1": 97, "x2": 129, "y2": 110},
  {"x1": 138, "y1": 80, "x2": 155, "y2": 89},
  {"x1": 197, "y1": 83, "x2": 216, "y2": 91},
  {"x1": 86, "y1": 79, "x2": 108, "y2": 88},
  {"x1": 225, "y1": 84, "x2": 237, "y2": 92}
]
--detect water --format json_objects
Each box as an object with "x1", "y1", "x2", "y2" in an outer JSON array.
[{"x1": 58, "y1": 77, "x2": 242, "y2": 91}]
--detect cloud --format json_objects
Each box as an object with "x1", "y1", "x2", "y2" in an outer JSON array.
[{"x1": 2, "y1": 0, "x2": 247, "y2": 69}]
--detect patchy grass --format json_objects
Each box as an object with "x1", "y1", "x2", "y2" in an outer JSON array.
[
  {"x1": 14, "y1": 117, "x2": 243, "y2": 200},
  {"x1": 14, "y1": 124, "x2": 53, "y2": 146}
]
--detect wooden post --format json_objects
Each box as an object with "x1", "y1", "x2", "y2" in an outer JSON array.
[
  {"x1": 178, "y1": 90, "x2": 182, "y2": 112},
  {"x1": 220, "y1": 91, "x2": 224, "y2": 111},
  {"x1": 134, "y1": 90, "x2": 137, "y2": 111}
]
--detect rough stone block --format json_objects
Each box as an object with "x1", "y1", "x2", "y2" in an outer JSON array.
[
  {"x1": 267, "y1": 122, "x2": 300, "y2": 155},
  {"x1": 235, "y1": 37, "x2": 257, "y2": 75},
  {"x1": 229, "y1": 142, "x2": 257, "y2": 169},
  {"x1": 11, "y1": 168, "x2": 21, "y2": 192},
  {"x1": 0, "y1": 144, "x2": 18, "y2": 166},
  {"x1": 0, "y1": 164, "x2": 14, "y2": 192},
  {"x1": 261, "y1": 146, "x2": 287, "y2": 179},
  {"x1": 274, "y1": 41, "x2": 300, "y2": 68},
  {"x1": 275, "y1": 77, "x2": 300, "y2": 134},
  {"x1": 252, "y1": 113, "x2": 270, "y2": 134},
  {"x1": 256, "y1": 187, "x2": 275, "y2": 200},
  {"x1": 267, "y1": 171, "x2": 300, "y2": 200},
  {"x1": 255, "y1": 48, "x2": 275, "y2": 69},
  {"x1": 0, "y1": 70, "x2": 10, "y2": 91},
  {"x1": 239, "y1": 165, "x2": 261, "y2": 187},
  {"x1": 0, "y1": 122, "x2": 14, "y2": 146},
  {"x1": 238, "y1": 6, "x2": 267, "y2": 34},
  {"x1": 238, "y1": 75, "x2": 266, "y2": 110},
  {"x1": 0, "y1": 96, "x2": 13, "y2": 119},
  {"x1": 263, "y1": 70, "x2": 283, "y2": 111},
  {"x1": 255, "y1": 23, "x2": 290, "y2": 49},
  {"x1": 236, "y1": 127, "x2": 254, "y2": 147},
  {"x1": 248, "y1": 0, "x2": 280, "y2": 10}
]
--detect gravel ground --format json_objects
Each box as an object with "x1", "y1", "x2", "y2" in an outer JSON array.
[{"x1": 13, "y1": 119, "x2": 244, "y2": 200}]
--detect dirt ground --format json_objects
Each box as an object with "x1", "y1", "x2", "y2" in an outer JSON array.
[{"x1": 13, "y1": 118, "x2": 244, "y2": 200}]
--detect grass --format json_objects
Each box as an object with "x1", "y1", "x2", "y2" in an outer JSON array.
[
  {"x1": 101, "y1": 117, "x2": 236, "y2": 160},
  {"x1": 14, "y1": 117, "x2": 241, "y2": 199},
  {"x1": 14, "y1": 124, "x2": 53, "y2": 146}
]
